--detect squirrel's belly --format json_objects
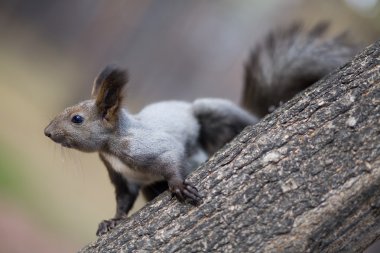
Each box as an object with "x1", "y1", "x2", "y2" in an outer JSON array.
[{"x1": 101, "y1": 153, "x2": 164, "y2": 185}]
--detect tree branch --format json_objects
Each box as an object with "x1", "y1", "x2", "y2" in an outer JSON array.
[{"x1": 80, "y1": 41, "x2": 380, "y2": 253}]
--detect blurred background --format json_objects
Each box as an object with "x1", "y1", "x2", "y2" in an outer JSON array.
[{"x1": 0, "y1": 0, "x2": 379, "y2": 252}]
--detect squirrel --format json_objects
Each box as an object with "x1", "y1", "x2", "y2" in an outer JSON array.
[
  {"x1": 44, "y1": 22, "x2": 357, "y2": 236},
  {"x1": 44, "y1": 67, "x2": 258, "y2": 235}
]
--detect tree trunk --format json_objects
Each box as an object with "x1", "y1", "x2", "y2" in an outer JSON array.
[{"x1": 80, "y1": 41, "x2": 380, "y2": 253}]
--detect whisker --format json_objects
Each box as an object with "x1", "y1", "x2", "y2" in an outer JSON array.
[
  {"x1": 53, "y1": 143, "x2": 60, "y2": 161},
  {"x1": 57, "y1": 147, "x2": 86, "y2": 180},
  {"x1": 60, "y1": 146, "x2": 67, "y2": 164},
  {"x1": 68, "y1": 150, "x2": 85, "y2": 180}
]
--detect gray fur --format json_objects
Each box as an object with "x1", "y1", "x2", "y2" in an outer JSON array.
[
  {"x1": 44, "y1": 98, "x2": 252, "y2": 186},
  {"x1": 104, "y1": 102, "x2": 207, "y2": 185},
  {"x1": 44, "y1": 68, "x2": 255, "y2": 235},
  {"x1": 102, "y1": 99, "x2": 255, "y2": 184}
]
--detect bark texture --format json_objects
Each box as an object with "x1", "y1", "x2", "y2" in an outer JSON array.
[{"x1": 80, "y1": 41, "x2": 380, "y2": 253}]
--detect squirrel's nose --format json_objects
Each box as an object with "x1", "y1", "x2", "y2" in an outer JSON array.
[{"x1": 44, "y1": 128, "x2": 52, "y2": 138}]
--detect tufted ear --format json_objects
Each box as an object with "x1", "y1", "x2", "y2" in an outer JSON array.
[{"x1": 92, "y1": 65, "x2": 128, "y2": 122}]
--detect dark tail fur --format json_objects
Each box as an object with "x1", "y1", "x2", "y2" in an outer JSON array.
[
  {"x1": 193, "y1": 98, "x2": 258, "y2": 155},
  {"x1": 242, "y1": 21, "x2": 358, "y2": 117}
]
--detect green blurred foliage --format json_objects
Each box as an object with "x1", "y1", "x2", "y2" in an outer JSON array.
[{"x1": 0, "y1": 141, "x2": 26, "y2": 199}]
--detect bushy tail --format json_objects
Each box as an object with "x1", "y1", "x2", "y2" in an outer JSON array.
[
  {"x1": 242, "y1": 22, "x2": 359, "y2": 117},
  {"x1": 193, "y1": 98, "x2": 258, "y2": 155}
]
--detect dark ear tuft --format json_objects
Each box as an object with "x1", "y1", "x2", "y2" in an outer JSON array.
[
  {"x1": 92, "y1": 65, "x2": 128, "y2": 122},
  {"x1": 92, "y1": 65, "x2": 128, "y2": 98}
]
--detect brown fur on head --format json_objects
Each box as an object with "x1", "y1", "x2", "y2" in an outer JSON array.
[{"x1": 44, "y1": 66, "x2": 128, "y2": 152}]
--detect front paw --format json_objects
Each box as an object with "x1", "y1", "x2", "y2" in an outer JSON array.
[
  {"x1": 96, "y1": 218, "x2": 123, "y2": 236},
  {"x1": 169, "y1": 179, "x2": 202, "y2": 204}
]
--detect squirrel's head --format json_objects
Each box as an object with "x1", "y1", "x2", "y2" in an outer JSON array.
[{"x1": 44, "y1": 66, "x2": 128, "y2": 152}]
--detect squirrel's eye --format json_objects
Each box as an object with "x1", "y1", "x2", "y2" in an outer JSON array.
[{"x1": 71, "y1": 115, "x2": 84, "y2": 124}]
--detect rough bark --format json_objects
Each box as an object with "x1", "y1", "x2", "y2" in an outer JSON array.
[{"x1": 80, "y1": 41, "x2": 380, "y2": 253}]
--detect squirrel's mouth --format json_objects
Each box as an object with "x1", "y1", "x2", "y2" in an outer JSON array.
[
  {"x1": 45, "y1": 132, "x2": 73, "y2": 148},
  {"x1": 58, "y1": 138, "x2": 76, "y2": 149},
  {"x1": 61, "y1": 142, "x2": 72, "y2": 148}
]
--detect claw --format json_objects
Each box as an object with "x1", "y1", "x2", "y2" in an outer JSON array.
[
  {"x1": 169, "y1": 179, "x2": 202, "y2": 204},
  {"x1": 174, "y1": 188, "x2": 184, "y2": 201},
  {"x1": 183, "y1": 188, "x2": 200, "y2": 202},
  {"x1": 96, "y1": 218, "x2": 123, "y2": 236}
]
